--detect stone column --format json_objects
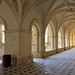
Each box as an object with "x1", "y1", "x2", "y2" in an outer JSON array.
[
  {"x1": 53, "y1": 35, "x2": 55, "y2": 49},
  {"x1": 55, "y1": 25, "x2": 58, "y2": 53},
  {"x1": 69, "y1": 32, "x2": 70, "y2": 49},
  {"x1": 20, "y1": 30, "x2": 33, "y2": 65},
  {"x1": 5, "y1": 29, "x2": 19, "y2": 65},
  {"x1": 53, "y1": 34, "x2": 56, "y2": 49},
  {"x1": 39, "y1": 32, "x2": 45, "y2": 57},
  {"x1": 55, "y1": 33, "x2": 58, "y2": 53},
  {"x1": 64, "y1": 32, "x2": 66, "y2": 50},
  {"x1": 37, "y1": 32, "x2": 39, "y2": 53},
  {"x1": 5, "y1": 29, "x2": 33, "y2": 66},
  {"x1": 72, "y1": 34, "x2": 73, "y2": 48},
  {"x1": 67, "y1": 34, "x2": 69, "y2": 48},
  {"x1": 61, "y1": 36, "x2": 64, "y2": 48}
]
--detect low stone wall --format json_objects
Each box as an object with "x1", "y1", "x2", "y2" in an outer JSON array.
[
  {"x1": 65, "y1": 47, "x2": 70, "y2": 50},
  {"x1": 73, "y1": 46, "x2": 75, "y2": 48},
  {"x1": 44, "y1": 47, "x2": 73, "y2": 57},
  {"x1": 32, "y1": 52, "x2": 44, "y2": 58},
  {"x1": 58, "y1": 48, "x2": 64, "y2": 53},
  {"x1": 45, "y1": 50, "x2": 56, "y2": 57},
  {"x1": 70, "y1": 46, "x2": 73, "y2": 49}
]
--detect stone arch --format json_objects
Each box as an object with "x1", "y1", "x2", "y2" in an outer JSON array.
[
  {"x1": 58, "y1": 27, "x2": 64, "y2": 48},
  {"x1": 0, "y1": 17, "x2": 7, "y2": 55},
  {"x1": 69, "y1": 26, "x2": 75, "y2": 47},
  {"x1": 65, "y1": 30, "x2": 69, "y2": 47},
  {"x1": 45, "y1": 21, "x2": 55, "y2": 51},
  {"x1": 45, "y1": 4, "x2": 75, "y2": 31},
  {"x1": 30, "y1": 18, "x2": 41, "y2": 34},
  {"x1": 30, "y1": 18, "x2": 41, "y2": 57},
  {"x1": 0, "y1": 17, "x2": 7, "y2": 30},
  {"x1": 64, "y1": 23, "x2": 75, "y2": 48},
  {"x1": 44, "y1": 21, "x2": 55, "y2": 35}
]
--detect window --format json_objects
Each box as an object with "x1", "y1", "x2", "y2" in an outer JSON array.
[
  {"x1": 58, "y1": 30, "x2": 62, "y2": 48},
  {"x1": 45, "y1": 24, "x2": 53, "y2": 51},
  {"x1": 70, "y1": 34, "x2": 72, "y2": 46},
  {"x1": 65, "y1": 34, "x2": 68, "y2": 47},
  {"x1": 0, "y1": 24, "x2": 5, "y2": 44}
]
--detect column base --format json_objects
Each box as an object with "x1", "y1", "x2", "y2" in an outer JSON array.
[
  {"x1": 11, "y1": 57, "x2": 17, "y2": 66},
  {"x1": 11, "y1": 55, "x2": 33, "y2": 66},
  {"x1": 22, "y1": 55, "x2": 33, "y2": 66}
]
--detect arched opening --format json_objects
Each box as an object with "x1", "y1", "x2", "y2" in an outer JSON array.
[
  {"x1": 58, "y1": 30, "x2": 62, "y2": 48},
  {"x1": 65, "y1": 31, "x2": 69, "y2": 47},
  {"x1": 65, "y1": 34, "x2": 68, "y2": 47},
  {"x1": 31, "y1": 24, "x2": 41, "y2": 58},
  {"x1": 0, "y1": 17, "x2": 6, "y2": 64},
  {"x1": 70, "y1": 33, "x2": 72, "y2": 47},
  {"x1": 73, "y1": 33, "x2": 75, "y2": 46},
  {"x1": 32, "y1": 25, "x2": 37, "y2": 57},
  {"x1": 0, "y1": 24, "x2": 5, "y2": 55},
  {"x1": 45, "y1": 24, "x2": 54, "y2": 51}
]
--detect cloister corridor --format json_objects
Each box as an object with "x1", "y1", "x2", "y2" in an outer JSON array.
[
  {"x1": 0, "y1": 48, "x2": 74, "y2": 75},
  {"x1": 1, "y1": 0, "x2": 75, "y2": 75}
]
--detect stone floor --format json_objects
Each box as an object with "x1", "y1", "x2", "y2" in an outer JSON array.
[{"x1": 1, "y1": 48, "x2": 75, "y2": 75}]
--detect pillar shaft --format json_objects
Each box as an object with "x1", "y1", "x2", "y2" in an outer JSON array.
[{"x1": 5, "y1": 29, "x2": 33, "y2": 66}]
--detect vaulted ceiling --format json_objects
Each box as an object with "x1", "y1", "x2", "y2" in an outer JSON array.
[{"x1": 0, "y1": 0, "x2": 75, "y2": 33}]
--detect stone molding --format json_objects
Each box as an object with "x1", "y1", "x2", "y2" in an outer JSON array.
[{"x1": 5, "y1": 29, "x2": 32, "y2": 33}]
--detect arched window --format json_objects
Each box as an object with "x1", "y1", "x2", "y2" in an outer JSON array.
[
  {"x1": 0, "y1": 24, "x2": 5, "y2": 55},
  {"x1": 2, "y1": 25, "x2": 5, "y2": 44},
  {"x1": 31, "y1": 24, "x2": 41, "y2": 58},
  {"x1": 32, "y1": 25, "x2": 37, "y2": 55},
  {"x1": 45, "y1": 24, "x2": 53, "y2": 51},
  {"x1": 65, "y1": 31, "x2": 69, "y2": 47},
  {"x1": 65, "y1": 34, "x2": 67, "y2": 47},
  {"x1": 58, "y1": 30, "x2": 62, "y2": 48},
  {"x1": 73, "y1": 34, "x2": 75, "y2": 46}
]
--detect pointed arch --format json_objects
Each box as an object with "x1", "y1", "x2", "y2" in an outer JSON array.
[
  {"x1": 0, "y1": 17, "x2": 7, "y2": 30},
  {"x1": 0, "y1": 17, "x2": 7, "y2": 55},
  {"x1": 30, "y1": 18, "x2": 41, "y2": 57},
  {"x1": 45, "y1": 21, "x2": 55, "y2": 51},
  {"x1": 58, "y1": 27, "x2": 64, "y2": 48}
]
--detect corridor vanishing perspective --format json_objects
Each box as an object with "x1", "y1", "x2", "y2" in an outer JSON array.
[
  {"x1": 1, "y1": 48, "x2": 75, "y2": 75},
  {"x1": 1, "y1": 0, "x2": 75, "y2": 75}
]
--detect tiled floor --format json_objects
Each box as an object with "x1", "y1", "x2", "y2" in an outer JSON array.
[{"x1": 1, "y1": 48, "x2": 75, "y2": 75}]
